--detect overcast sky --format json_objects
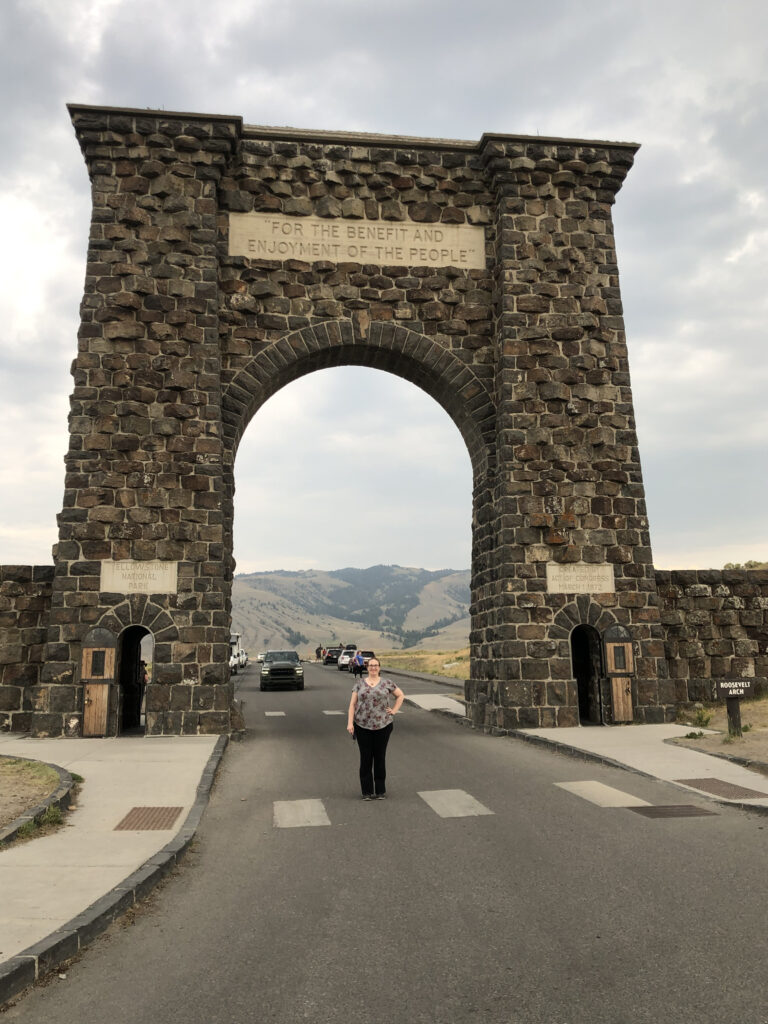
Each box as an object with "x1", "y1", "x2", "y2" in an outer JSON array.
[{"x1": 1, "y1": 0, "x2": 766, "y2": 574}]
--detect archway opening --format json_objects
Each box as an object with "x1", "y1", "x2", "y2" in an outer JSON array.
[
  {"x1": 230, "y1": 365, "x2": 474, "y2": 675},
  {"x1": 570, "y1": 624, "x2": 603, "y2": 726},
  {"x1": 116, "y1": 625, "x2": 153, "y2": 735}
]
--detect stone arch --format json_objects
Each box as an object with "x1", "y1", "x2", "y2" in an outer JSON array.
[
  {"x1": 220, "y1": 319, "x2": 496, "y2": 480},
  {"x1": 94, "y1": 596, "x2": 179, "y2": 654},
  {"x1": 551, "y1": 597, "x2": 620, "y2": 640},
  {"x1": 218, "y1": 319, "x2": 498, "y2": 667},
  {"x1": 22, "y1": 106, "x2": 672, "y2": 737}
]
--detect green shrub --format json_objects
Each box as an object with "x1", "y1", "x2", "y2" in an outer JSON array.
[{"x1": 694, "y1": 706, "x2": 712, "y2": 728}]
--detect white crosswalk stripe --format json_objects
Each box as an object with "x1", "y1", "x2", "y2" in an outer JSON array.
[
  {"x1": 418, "y1": 789, "x2": 494, "y2": 818},
  {"x1": 264, "y1": 711, "x2": 286, "y2": 717},
  {"x1": 555, "y1": 781, "x2": 651, "y2": 807},
  {"x1": 273, "y1": 799, "x2": 331, "y2": 828},
  {"x1": 322, "y1": 710, "x2": 345, "y2": 716}
]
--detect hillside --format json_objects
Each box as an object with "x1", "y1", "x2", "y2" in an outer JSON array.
[{"x1": 231, "y1": 564, "x2": 470, "y2": 656}]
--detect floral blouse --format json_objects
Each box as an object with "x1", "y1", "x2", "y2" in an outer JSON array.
[{"x1": 352, "y1": 678, "x2": 398, "y2": 730}]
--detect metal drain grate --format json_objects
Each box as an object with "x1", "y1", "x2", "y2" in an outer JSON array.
[
  {"x1": 675, "y1": 778, "x2": 768, "y2": 801},
  {"x1": 630, "y1": 805, "x2": 717, "y2": 819},
  {"x1": 115, "y1": 806, "x2": 183, "y2": 831}
]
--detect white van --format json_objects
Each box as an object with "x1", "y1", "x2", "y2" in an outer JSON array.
[{"x1": 230, "y1": 634, "x2": 247, "y2": 671}]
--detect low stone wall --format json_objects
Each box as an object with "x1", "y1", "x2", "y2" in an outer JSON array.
[
  {"x1": 655, "y1": 569, "x2": 768, "y2": 703},
  {"x1": 0, "y1": 566, "x2": 55, "y2": 731},
  {"x1": 2, "y1": 563, "x2": 767, "y2": 733}
]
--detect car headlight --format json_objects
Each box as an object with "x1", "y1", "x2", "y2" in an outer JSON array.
[
  {"x1": 296, "y1": 667, "x2": 303, "y2": 675},
  {"x1": 261, "y1": 667, "x2": 269, "y2": 675}
]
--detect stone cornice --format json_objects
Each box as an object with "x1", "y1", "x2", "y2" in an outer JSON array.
[{"x1": 66, "y1": 103, "x2": 639, "y2": 154}]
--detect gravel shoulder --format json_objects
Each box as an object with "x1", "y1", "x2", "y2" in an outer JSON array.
[{"x1": 670, "y1": 697, "x2": 768, "y2": 771}]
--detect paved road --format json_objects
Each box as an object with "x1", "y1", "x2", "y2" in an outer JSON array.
[{"x1": 6, "y1": 663, "x2": 768, "y2": 1023}]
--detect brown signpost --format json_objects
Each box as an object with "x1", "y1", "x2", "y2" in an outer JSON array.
[{"x1": 716, "y1": 679, "x2": 755, "y2": 738}]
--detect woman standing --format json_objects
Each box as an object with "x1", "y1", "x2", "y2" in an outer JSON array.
[
  {"x1": 346, "y1": 657, "x2": 404, "y2": 800},
  {"x1": 351, "y1": 650, "x2": 364, "y2": 681}
]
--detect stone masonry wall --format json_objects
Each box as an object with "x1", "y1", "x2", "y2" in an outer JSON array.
[
  {"x1": 0, "y1": 566, "x2": 54, "y2": 732},
  {"x1": 656, "y1": 569, "x2": 768, "y2": 703}
]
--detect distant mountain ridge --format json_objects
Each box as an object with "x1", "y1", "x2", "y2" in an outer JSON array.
[{"x1": 231, "y1": 564, "x2": 470, "y2": 655}]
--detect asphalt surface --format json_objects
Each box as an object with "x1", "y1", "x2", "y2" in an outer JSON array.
[{"x1": 4, "y1": 663, "x2": 768, "y2": 1024}]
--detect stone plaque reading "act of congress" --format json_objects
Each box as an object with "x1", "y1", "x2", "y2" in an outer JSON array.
[
  {"x1": 101, "y1": 560, "x2": 178, "y2": 595},
  {"x1": 546, "y1": 563, "x2": 615, "y2": 594},
  {"x1": 229, "y1": 212, "x2": 486, "y2": 269}
]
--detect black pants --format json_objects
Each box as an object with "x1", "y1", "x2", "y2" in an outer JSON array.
[{"x1": 354, "y1": 723, "x2": 393, "y2": 796}]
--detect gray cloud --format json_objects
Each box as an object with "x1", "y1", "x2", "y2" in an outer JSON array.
[{"x1": 0, "y1": 0, "x2": 766, "y2": 571}]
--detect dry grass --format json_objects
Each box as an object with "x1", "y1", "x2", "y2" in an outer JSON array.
[
  {"x1": 676, "y1": 695, "x2": 768, "y2": 733},
  {"x1": 378, "y1": 648, "x2": 470, "y2": 679},
  {"x1": 0, "y1": 758, "x2": 62, "y2": 832},
  {"x1": 673, "y1": 695, "x2": 768, "y2": 766}
]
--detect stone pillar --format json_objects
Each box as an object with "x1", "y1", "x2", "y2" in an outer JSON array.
[
  {"x1": 37, "y1": 107, "x2": 241, "y2": 736},
  {"x1": 465, "y1": 136, "x2": 669, "y2": 728}
]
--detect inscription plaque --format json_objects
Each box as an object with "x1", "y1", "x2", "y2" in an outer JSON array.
[
  {"x1": 101, "y1": 560, "x2": 178, "y2": 594},
  {"x1": 229, "y1": 212, "x2": 486, "y2": 269},
  {"x1": 546, "y1": 563, "x2": 615, "y2": 594}
]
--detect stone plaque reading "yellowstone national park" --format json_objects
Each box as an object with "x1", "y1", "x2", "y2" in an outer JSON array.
[
  {"x1": 101, "y1": 560, "x2": 178, "y2": 595},
  {"x1": 229, "y1": 212, "x2": 486, "y2": 269}
]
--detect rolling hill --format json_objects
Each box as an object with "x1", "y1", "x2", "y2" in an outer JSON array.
[{"x1": 231, "y1": 564, "x2": 470, "y2": 656}]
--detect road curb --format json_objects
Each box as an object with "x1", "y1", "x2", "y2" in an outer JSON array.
[
  {"x1": 0, "y1": 734, "x2": 228, "y2": 1009},
  {"x1": 0, "y1": 756, "x2": 75, "y2": 847}
]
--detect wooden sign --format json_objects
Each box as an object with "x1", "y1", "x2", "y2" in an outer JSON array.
[{"x1": 716, "y1": 679, "x2": 754, "y2": 699}]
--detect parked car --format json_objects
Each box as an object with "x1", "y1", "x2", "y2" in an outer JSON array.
[
  {"x1": 230, "y1": 634, "x2": 246, "y2": 670},
  {"x1": 358, "y1": 650, "x2": 375, "y2": 668},
  {"x1": 257, "y1": 652, "x2": 266, "y2": 663},
  {"x1": 229, "y1": 648, "x2": 239, "y2": 675},
  {"x1": 324, "y1": 646, "x2": 343, "y2": 665},
  {"x1": 260, "y1": 650, "x2": 304, "y2": 691},
  {"x1": 337, "y1": 650, "x2": 354, "y2": 671}
]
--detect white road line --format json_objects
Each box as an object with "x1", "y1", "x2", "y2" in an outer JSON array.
[
  {"x1": 264, "y1": 711, "x2": 286, "y2": 717},
  {"x1": 418, "y1": 789, "x2": 494, "y2": 818},
  {"x1": 322, "y1": 710, "x2": 345, "y2": 716},
  {"x1": 273, "y1": 799, "x2": 331, "y2": 828},
  {"x1": 555, "y1": 781, "x2": 651, "y2": 807}
]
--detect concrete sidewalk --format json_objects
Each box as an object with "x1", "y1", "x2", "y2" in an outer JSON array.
[
  {"x1": 0, "y1": 734, "x2": 225, "y2": 1004},
  {"x1": 515, "y1": 724, "x2": 768, "y2": 811}
]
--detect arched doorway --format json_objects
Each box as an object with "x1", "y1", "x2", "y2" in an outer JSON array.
[
  {"x1": 570, "y1": 625, "x2": 603, "y2": 725},
  {"x1": 116, "y1": 626, "x2": 153, "y2": 735}
]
